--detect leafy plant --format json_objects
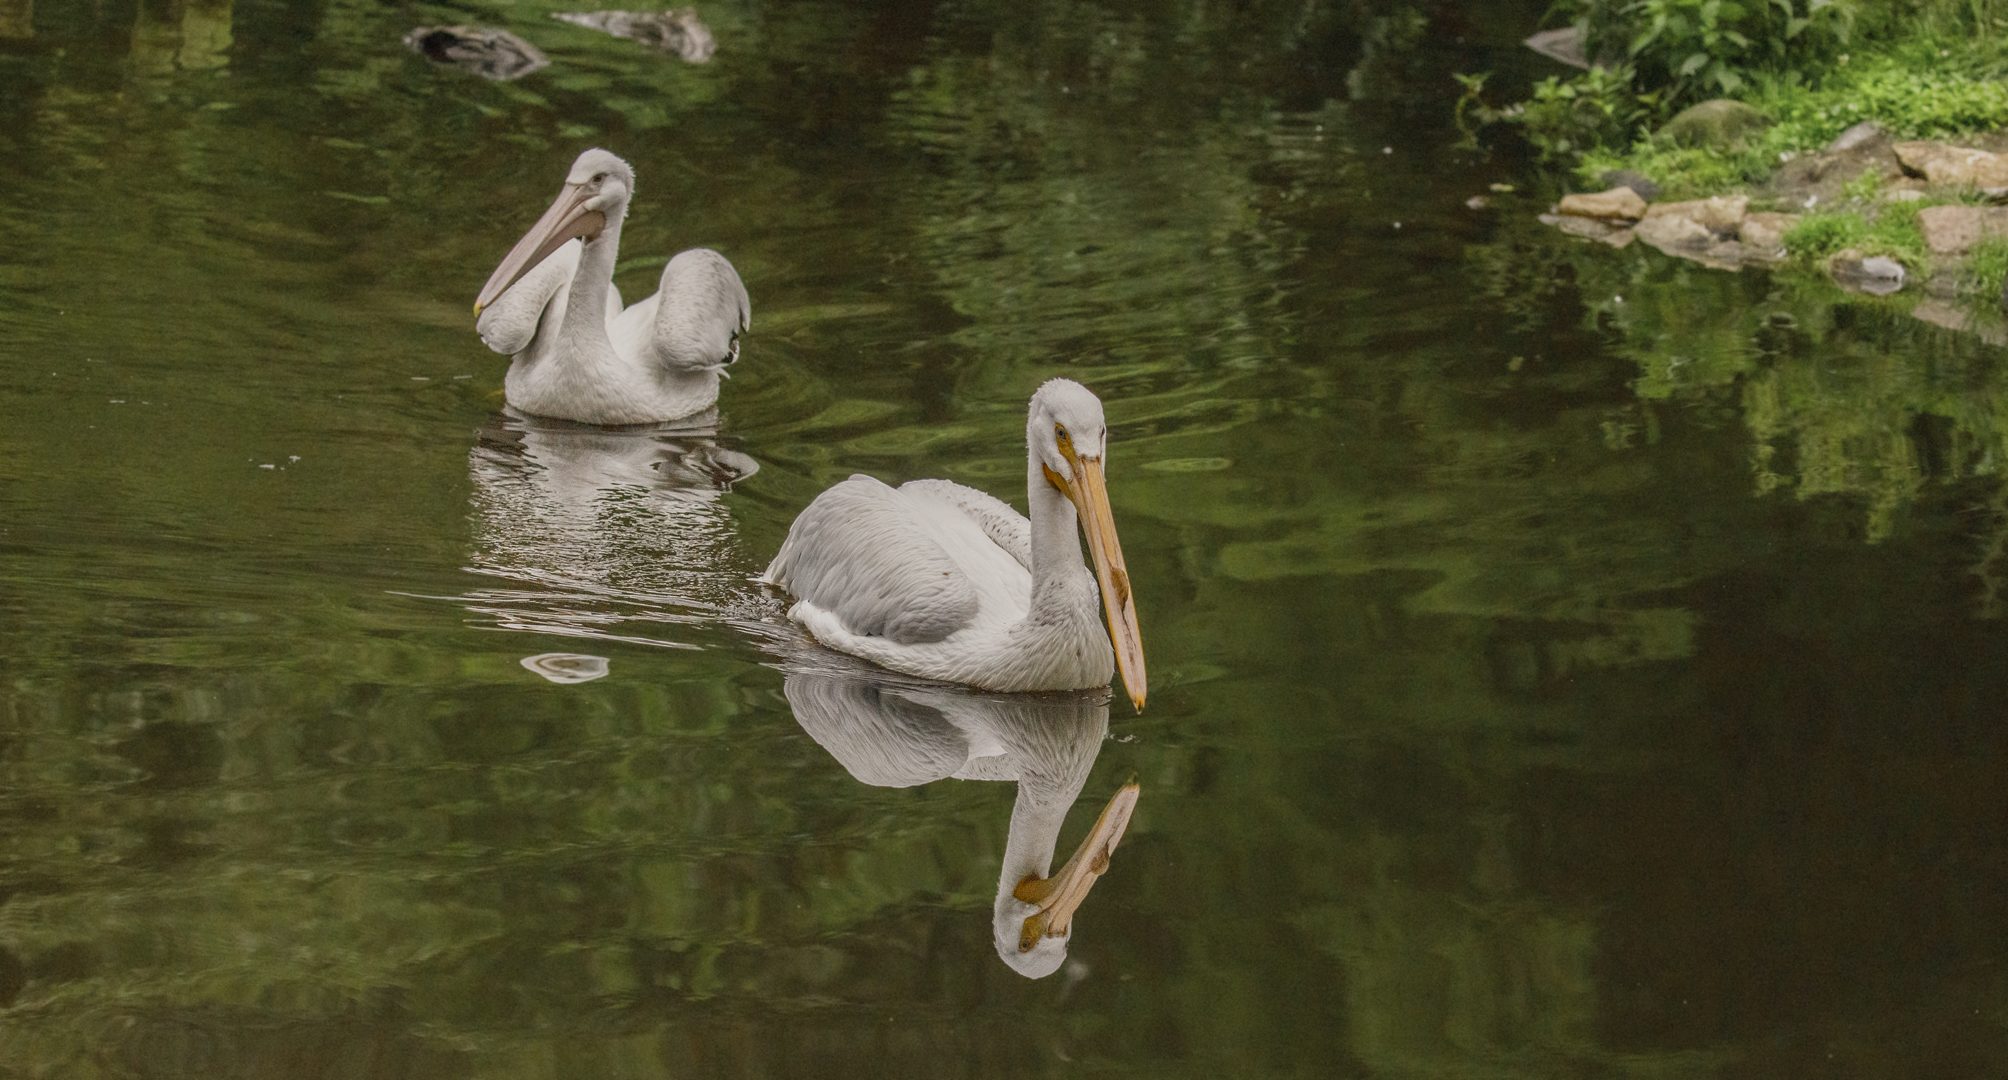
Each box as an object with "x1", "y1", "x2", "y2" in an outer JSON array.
[
  {"x1": 1456, "y1": 64, "x2": 1661, "y2": 159},
  {"x1": 1578, "y1": 0, "x2": 1857, "y2": 105}
]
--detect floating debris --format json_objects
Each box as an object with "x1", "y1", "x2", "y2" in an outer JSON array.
[
  {"x1": 404, "y1": 25, "x2": 550, "y2": 81},
  {"x1": 551, "y1": 8, "x2": 716, "y2": 63},
  {"x1": 520, "y1": 653, "x2": 611, "y2": 683}
]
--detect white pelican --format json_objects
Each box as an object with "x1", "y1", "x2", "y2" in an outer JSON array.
[
  {"x1": 473, "y1": 148, "x2": 750, "y2": 425},
  {"x1": 761, "y1": 378, "x2": 1146, "y2": 710},
  {"x1": 783, "y1": 667, "x2": 1138, "y2": 978}
]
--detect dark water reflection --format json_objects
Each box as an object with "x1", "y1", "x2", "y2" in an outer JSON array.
[
  {"x1": 3, "y1": 0, "x2": 2008, "y2": 1076},
  {"x1": 783, "y1": 664, "x2": 1125, "y2": 980}
]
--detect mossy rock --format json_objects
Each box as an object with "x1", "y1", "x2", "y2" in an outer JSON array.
[{"x1": 1654, "y1": 99, "x2": 1774, "y2": 150}]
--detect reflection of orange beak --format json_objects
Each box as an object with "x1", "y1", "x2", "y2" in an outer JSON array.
[
  {"x1": 1044, "y1": 448, "x2": 1146, "y2": 712},
  {"x1": 1012, "y1": 782, "x2": 1140, "y2": 951},
  {"x1": 474, "y1": 180, "x2": 608, "y2": 313}
]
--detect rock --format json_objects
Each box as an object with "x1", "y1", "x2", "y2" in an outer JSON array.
[
  {"x1": 1915, "y1": 298, "x2": 2008, "y2": 345},
  {"x1": 1557, "y1": 186, "x2": 1648, "y2": 221},
  {"x1": 1539, "y1": 213, "x2": 1636, "y2": 248},
  {"x1": 1629, "y1": 195, "x2": 1750, "y2": 266},
  {"x1": 1633, "y1": 211, "x2": 1715, "y2": 249},
  {"x1": 1829, "y1": 249, "x2": 1907, "y2": 295},
  {"x1": 1738, "y1": 211, "x2": 1801, "y2": 253},
  {"x1": 404, "y1": 25, "x2": 549, "y2": 81},
  {"x1": 1598, "y1": 169, "x2": 1663, "y2": 201},
  {"x1": 1893, "y1": 141, "x2": 2008, "y2": 188},
  {"x1": 1655, "y1": 100, "x2": 1774, "y2": 150},
  {"x1": 1523, "y1": 26, "x2": 1590, "y2": 69},
  {"x1": 1633, "y1": 194, "x2": 1747, "y2": 246},
  {"x1": 1918, "y1": 205, "x2": 2008, "y2": 255},
  {"x1": 552, "y1": 7, "x2": 716, "y2": 62},
  {"x1": 1825, "y1": 121, "x2": 1888, "y2": 154}
]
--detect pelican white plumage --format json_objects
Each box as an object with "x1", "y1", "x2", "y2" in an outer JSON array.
[
  {"x1": 472, "y1": 148, "x2": 750, "y2": 425},
  {"x1": 761, "y1": 379, "x2": 1146, "y2": 710},
  {"x1": 783, "y1": 667, "x2": 1138, "y2": 978}
]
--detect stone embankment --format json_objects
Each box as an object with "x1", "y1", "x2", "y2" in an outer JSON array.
[{"x1": 1536, "y1": 110, "x2": 2008, "y2": 341}]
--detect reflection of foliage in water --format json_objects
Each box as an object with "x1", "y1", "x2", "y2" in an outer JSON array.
[
  {"x1": 1471, "y1": 213, "x2": 2008, "y2": 559},
  {"x1": 6, "y1": 0, "x2": 2005, "y2": 1077}
]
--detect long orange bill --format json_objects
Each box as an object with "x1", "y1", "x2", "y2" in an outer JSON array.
[
  {"x1": 473, "y1": 181, "x2": 607, "y2": 313},
  {"x1": 1061, "y1": 452, "x2": 1145, "y2": 711},
  {"x1": 1013, "y1": 782, "x2": 1141, "y2": 951}
]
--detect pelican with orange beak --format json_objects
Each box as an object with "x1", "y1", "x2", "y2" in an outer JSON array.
[
  {"x1": 761, "y1": 379, "x2": 1147, "y2": 709},
  {"x1": 473, "y1": 148, "x2": 750, "y2": 425}
]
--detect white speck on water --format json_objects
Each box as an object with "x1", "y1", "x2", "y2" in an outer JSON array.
[
  {"x1": 453, "y1": 374, "x2": 472, "y2": 380},
  {"x1": 289, "y1": 455, "x2": 300, "y2": 463},
  {"x1": 259, "y1": 464, "x2": 275, "y2": 470},
  {"x1": 1393, "y1": 221, "x2": 1402, "y2": 229},
  {"x1": 1615, "y1": 295, "x2": 1624, "y2": 303},
  {"x1": 1382, "y1": 146, "x2": 1392, "y2": 154},
  {"x1": 411, "y1": 376, "x2": 430, "y2": 382}
]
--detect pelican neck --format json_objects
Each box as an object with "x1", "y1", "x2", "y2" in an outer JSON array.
[
  {"x1": 1024, "y1": 457, "x2": 1086, "y2": 617},
  {"x1": 556, "y1": 213, "x2": 623, "y2": 347}
]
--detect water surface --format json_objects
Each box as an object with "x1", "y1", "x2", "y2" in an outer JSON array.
[{"x1": 2, "y1": 1, "x2": 2006, "y2": 1077}]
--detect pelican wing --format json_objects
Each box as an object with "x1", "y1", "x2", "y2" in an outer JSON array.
[
  {"x1": 649, "y1": 248, "x2": 750, "y2": 371},
  {"x1": 475, "y1": 238, "x2": 584, "y2": 356},
  {"x1": 764, "y1": 475, "x2": 980, "y2": 645},
  {"x1": 898, "y1": 479, "x2": 1032, "y2": 572}
]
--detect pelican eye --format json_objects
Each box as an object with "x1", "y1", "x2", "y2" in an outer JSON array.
[
  {"x1": 1054, "y1": 423, "x2": 1071, "y2": 449},
  {"x1": 592, "y1": 172, "x2": 607, "y2": 184}
]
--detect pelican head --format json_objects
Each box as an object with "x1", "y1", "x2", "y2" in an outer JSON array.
[
  {"x1": 475, "y1": 148, "x2": 636, "y2": 313},
  {"x1": 994, "y1": 781, "x2": 1140, "y2": 978},
  {"x1": 1030, "y1": 379, "x2": 1146, "y2": 711}
]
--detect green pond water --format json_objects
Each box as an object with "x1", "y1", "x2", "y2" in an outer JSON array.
[{"x1": 3, "y1": 1, "x2": 2007, "y2": 1076}]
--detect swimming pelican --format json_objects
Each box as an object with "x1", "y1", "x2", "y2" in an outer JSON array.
[
  {"x1": 782, "y1": 666, "x2": 1138, "y2": 978},
  {"x1": 472, "y1": 148, "x2": 750, "y2": 425},
  {"x1": 761, "y1": 378, "x2": 1146, "y2": 710}
]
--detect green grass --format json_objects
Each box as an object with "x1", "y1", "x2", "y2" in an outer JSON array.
[
  {"x1": 1781, "y1": 200, "x2": 1932, "y2": 268},
  {"x1": 1576, "y1": 39, "x2": 2008, "y2": 200},
  {"x1": 1969, "y1": 236, "x2": 2008, "y2": 296}
]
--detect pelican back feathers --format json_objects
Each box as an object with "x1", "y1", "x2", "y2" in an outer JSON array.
[{"x1": 763, "y1": 475, "x2": 981, "y2": 645}]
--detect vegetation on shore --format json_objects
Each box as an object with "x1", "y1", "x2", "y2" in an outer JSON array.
[{"x1": 1460, "y1": 2, "x2": 2008, "y2": 270}]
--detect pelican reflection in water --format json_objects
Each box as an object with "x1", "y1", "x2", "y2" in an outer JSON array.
[
  {"x1": 474, "y1": 149, "x2": 750, "y2": 425},
  {"x1": 764, "y1": 379, "x2": 1146, "y2": 710},
  {"x1": 466, "y1": 410, "x2": 759, "y2": 652},
  {"x1": 784, "y1": 666, "x2": 1137, "y2": 978}
]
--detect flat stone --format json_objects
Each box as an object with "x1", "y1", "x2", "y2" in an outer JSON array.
[
  {"x1": 1918, "y1": 205, "x2": 2008, "y2": 255},
  {"x1": 1633, "y1": 211, "x2": 1714, "y2": 249},
  {"x1": 1540, "y1": 213, "x2": 1636, "y2": 248},
  {"x1": 1894, "y1": 141, "x2": 2008, "y2": 188},
  {"x1": 1738, "y1": 211, "x2": 1800, "y2": 252},
  {"x1": 1647, "y1": 195, "x2": 1748, "y2": 233},
  {"x1": 1557, "y1": 186, "x2": 1648, "y2": 221}
]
